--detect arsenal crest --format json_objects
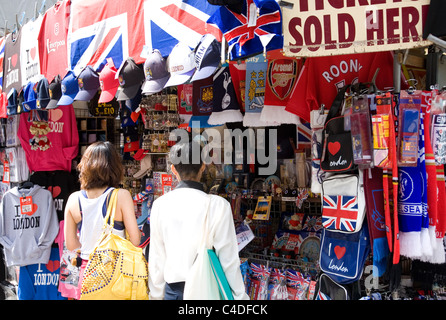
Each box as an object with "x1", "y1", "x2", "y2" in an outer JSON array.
[{"x1": 267, "y1": 59, "x2": 298, "y2": 100}]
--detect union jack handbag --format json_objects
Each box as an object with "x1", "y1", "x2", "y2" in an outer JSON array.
[{"x1": 321, "y1": 171, "x2": 366, "y2": 233}]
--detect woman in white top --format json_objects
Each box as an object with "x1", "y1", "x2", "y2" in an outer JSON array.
[
  {"x1": 64, "y1": 141, "x2": 141, "y2": 299},
  {"x1": 148, "y1": 140, "x2": 249, "y2": 300}
]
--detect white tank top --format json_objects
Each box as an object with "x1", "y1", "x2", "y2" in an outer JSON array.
[{"x1": 77, "y1": 187, "x2": 125, "y2": 260}]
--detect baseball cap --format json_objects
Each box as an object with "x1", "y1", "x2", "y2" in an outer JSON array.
[
  {"x1": 36, "y1": 78, "x2": 50, "y2": 109},
  {"x1": 191, "y1": 34, "x2": 221, "y2": 82},
  {"x1": 98, "y1": 58, "x2": 119, "y2": 103},
  {"x1": 7, "y1": 88, "x2": 18, "y2": 116},
  {"x1": 142, "y1": 49, "x2": 170, "y2": 95},
  {"x1": 74, "y1": 66, "x2": 100, "y2": 101},
  {"x1": 22, "y1": 82, "x2": 38, "y2": 112},
  {"x1": 116, "y1": 58, "x2": 145, "y2": 101},
  {"x1": 164, "y1": 42, "x2": 196, "y2": 88},
  {"x1": 58, "y1": 71, "x2": 79, "y2": 106},
  {"x1": 46, "y1": 75, "x2": 63, "y2": 109}
]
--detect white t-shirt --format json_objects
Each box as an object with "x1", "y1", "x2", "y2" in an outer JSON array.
[{"x1": 20, "y1": 15, "x2": 43, "y2": 86}]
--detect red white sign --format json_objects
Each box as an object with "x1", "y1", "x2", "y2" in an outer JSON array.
[{"x1": 282, "y1": 0, "x2": 431, "y2": 57}]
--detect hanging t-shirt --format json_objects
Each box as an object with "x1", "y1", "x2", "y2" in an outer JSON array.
[
  {"x1": 20, "y1": 15, "x2": 43, "y2": 86},
  {"x1": 18, "y1": 247, "x2": 67, "y2": 300},
  {"x1": 3, "y1": 30, "x2": 22, "y2": 95},
  {"x1": 37, "y1": 0, "x2": 70, "y2": 82},
  {"x1": 285, "y1": 51, "x2": 404, "y2": 123},
  {"x1": 17, "y1": 106, "x2": 79, "y2": 172}
]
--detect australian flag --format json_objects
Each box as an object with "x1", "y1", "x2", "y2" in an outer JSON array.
[
  {"x1": 208, "y1": 0, "x2": 283, "y2": 60},
  {"x1": 322, "y1": 195, "x2": 359, "y2": 232},
  {"x1": 143, "y1": 0, "x2": 222, "y2": 57}
]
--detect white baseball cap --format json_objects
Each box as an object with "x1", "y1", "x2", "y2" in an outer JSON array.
[{"x1": 164, "y1": 42, "x2": 196, "y2": 88}]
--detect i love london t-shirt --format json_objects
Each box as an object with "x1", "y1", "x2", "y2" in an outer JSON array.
[
  {"x1": 38, "y1": 0, "x2": 70, "y2": 82},
  {"x1": 3, "y1": 30, "x2": 23, "y2": 95},
  {"x1": 285, "y1": 51, "x2": 405, "y2": 123},
  {"x1": 20, "y1": 15, "x2": 43, "y2": 86}
]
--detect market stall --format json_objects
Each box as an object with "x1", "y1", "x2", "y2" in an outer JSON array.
[{"x1": 0, "y1": 0, "x2": 444, "y2": 301}]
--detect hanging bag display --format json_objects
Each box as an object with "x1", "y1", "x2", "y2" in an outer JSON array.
[
  {"x1": 319, "y1": 221, "x2": 371, "y2": 284},
  {"x1": 183, "y1": 196, "x2": 234, "y2": 300},
  {"x1": 80, "y1": 189, "x2": 149, "y2": 300},
  {"x1": 314, "y1": 273, "x2": 349, "y2": 300},
  {"x1": 320, "y1": 85, "x2": 356, "y2": 173},
  {"x1": 321, "y1": 170, "x2": 366, "y2": 233}
]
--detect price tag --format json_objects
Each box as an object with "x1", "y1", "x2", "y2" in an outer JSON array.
[
  {"x1": 20, "y1": 196, "x2": 34, "y2": 215},
  {"x1": 2, "y1": 161, "x2": 10, "y2": 184}
]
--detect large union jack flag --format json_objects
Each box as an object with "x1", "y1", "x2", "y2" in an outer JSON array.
[
  {"x1": 143, "y1": 0, "x2": 222, "y2": 58},
  {"x1": 207, "y1": 0, "x2": 283, "y2": 60},
  {"x1": 322, "y1": 195, "x2": 359, "y2": 232},
  {"x1": 68, "y1": 0, "x2": 146, "y2": 75}
]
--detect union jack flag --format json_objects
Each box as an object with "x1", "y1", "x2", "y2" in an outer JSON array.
[
  {"x1": 0, "y1": 37, "x2": 4, "y2": 91},
  {"x1": 316, "y1": 291, "x2": 331, "y2": 300},
  {"x1": 208, "y1": 0, "x2": 283, "y2": 60},
  {"x1": 322, "y1": 195, "x2": 359, "y2": 232},
  {"x1": 143, "y1": 0, "x2": 222, "y2": 58},
  {"x1": 68, "y1": 0, "x2": 146, "y2": 75}
]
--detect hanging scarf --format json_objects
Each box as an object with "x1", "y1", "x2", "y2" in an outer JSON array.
[
  {"x1": 376, "y1": 92, "x2": 399, "y2": 265},
  {"x1": 243, "y1": 53, "x2": 276, "y2": 127},
  {"x1": 260, "y1": 54, "x2": 301, "y2": 125},
  {"x1": 397, "y1": 92, "x2": 424, "y2": 259},
  {"x1": 419, "y1": 114, "x2": 433, "y2": 258},
  {"x1": 208, "y1": 67, "x2": 243, "y2": 125},
  {"x1": 421, "y1": 91, "x2": 438, "y2": 262},
  {"x1": 364, "y1": 167, "x2": 389, "y2": 276}
]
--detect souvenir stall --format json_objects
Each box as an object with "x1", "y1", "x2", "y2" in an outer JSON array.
[{"x1": 0, "y1": 0, "x2": 444, "y2": 301}]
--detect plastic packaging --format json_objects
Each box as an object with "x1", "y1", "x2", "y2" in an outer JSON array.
[
  {"x1": 350, "y1": 95, "x2": 373, "y2": 168},
  {"x1": 397, "y1": 91, "x2": 421, "y2": 167}
]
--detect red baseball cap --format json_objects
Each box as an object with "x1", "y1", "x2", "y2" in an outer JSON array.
[{"x1": 98, "y1": 58, "x2": 120, "y2": 103}]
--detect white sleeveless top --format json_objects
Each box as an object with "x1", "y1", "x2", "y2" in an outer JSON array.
[{"x1": 77, "y1": 187, "x2": 125, "y2": 260}]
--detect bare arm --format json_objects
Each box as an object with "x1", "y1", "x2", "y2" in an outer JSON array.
[
  {"x1": 115, "y1": 188, "x2": 141, "y2": 246},
  {"x1": 64, "y1": 193, "x2": 82, "y2": 251}
]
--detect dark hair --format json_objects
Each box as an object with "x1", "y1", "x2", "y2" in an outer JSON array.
[
  {"x1": 77, "y1": 141, "x2": 124, "y2": 189},
  {"x1": 169, "y1": 140, "x2": 203, "y2": 180}
]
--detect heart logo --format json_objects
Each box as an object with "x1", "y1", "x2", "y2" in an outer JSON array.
[
  {"x1": 48, "y1": 186, "x2": 61, "y2": 198},
  {"x1": 21, "y1": 203, "x2": 38, "y2": 216},
  {"x1": 11, "y1": 54, "x2": 17, "y2": 68},
  {"x1": 328, "y1": 141, "x2": 341, "y2": 155},
  {"x1": 334, "y1": 245, "x2": 346, "y2": 260},
  {"x1": 50, "y1": 109, "x2": 63, "y2": 122},
  {"x1": 30, "y1": 47, "x2": 37, "y2": 61},
  {"x1": 46, "y1": 260, "x2": 60, "y2": 272}
]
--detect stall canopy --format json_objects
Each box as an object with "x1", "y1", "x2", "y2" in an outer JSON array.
[{"x1": 281, "y1": 0, "x2": 432, "y2": 57}]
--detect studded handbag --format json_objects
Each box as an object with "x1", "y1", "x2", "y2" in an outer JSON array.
[{"x1": 80, "y1": 189, "x2": 149, "y2": 300}]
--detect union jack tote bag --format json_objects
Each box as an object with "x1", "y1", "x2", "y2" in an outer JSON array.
[{"x1": 321, "y1": 171, "x2": 366, "y2": 233}]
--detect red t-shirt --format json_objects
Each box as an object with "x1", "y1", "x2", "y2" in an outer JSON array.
[
  {"x1": 285, "y1": 51, "x2": 405, "y2": 122},
  {"x1": 38, "y1": 0, "x2": 70, "y2": 82}
]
